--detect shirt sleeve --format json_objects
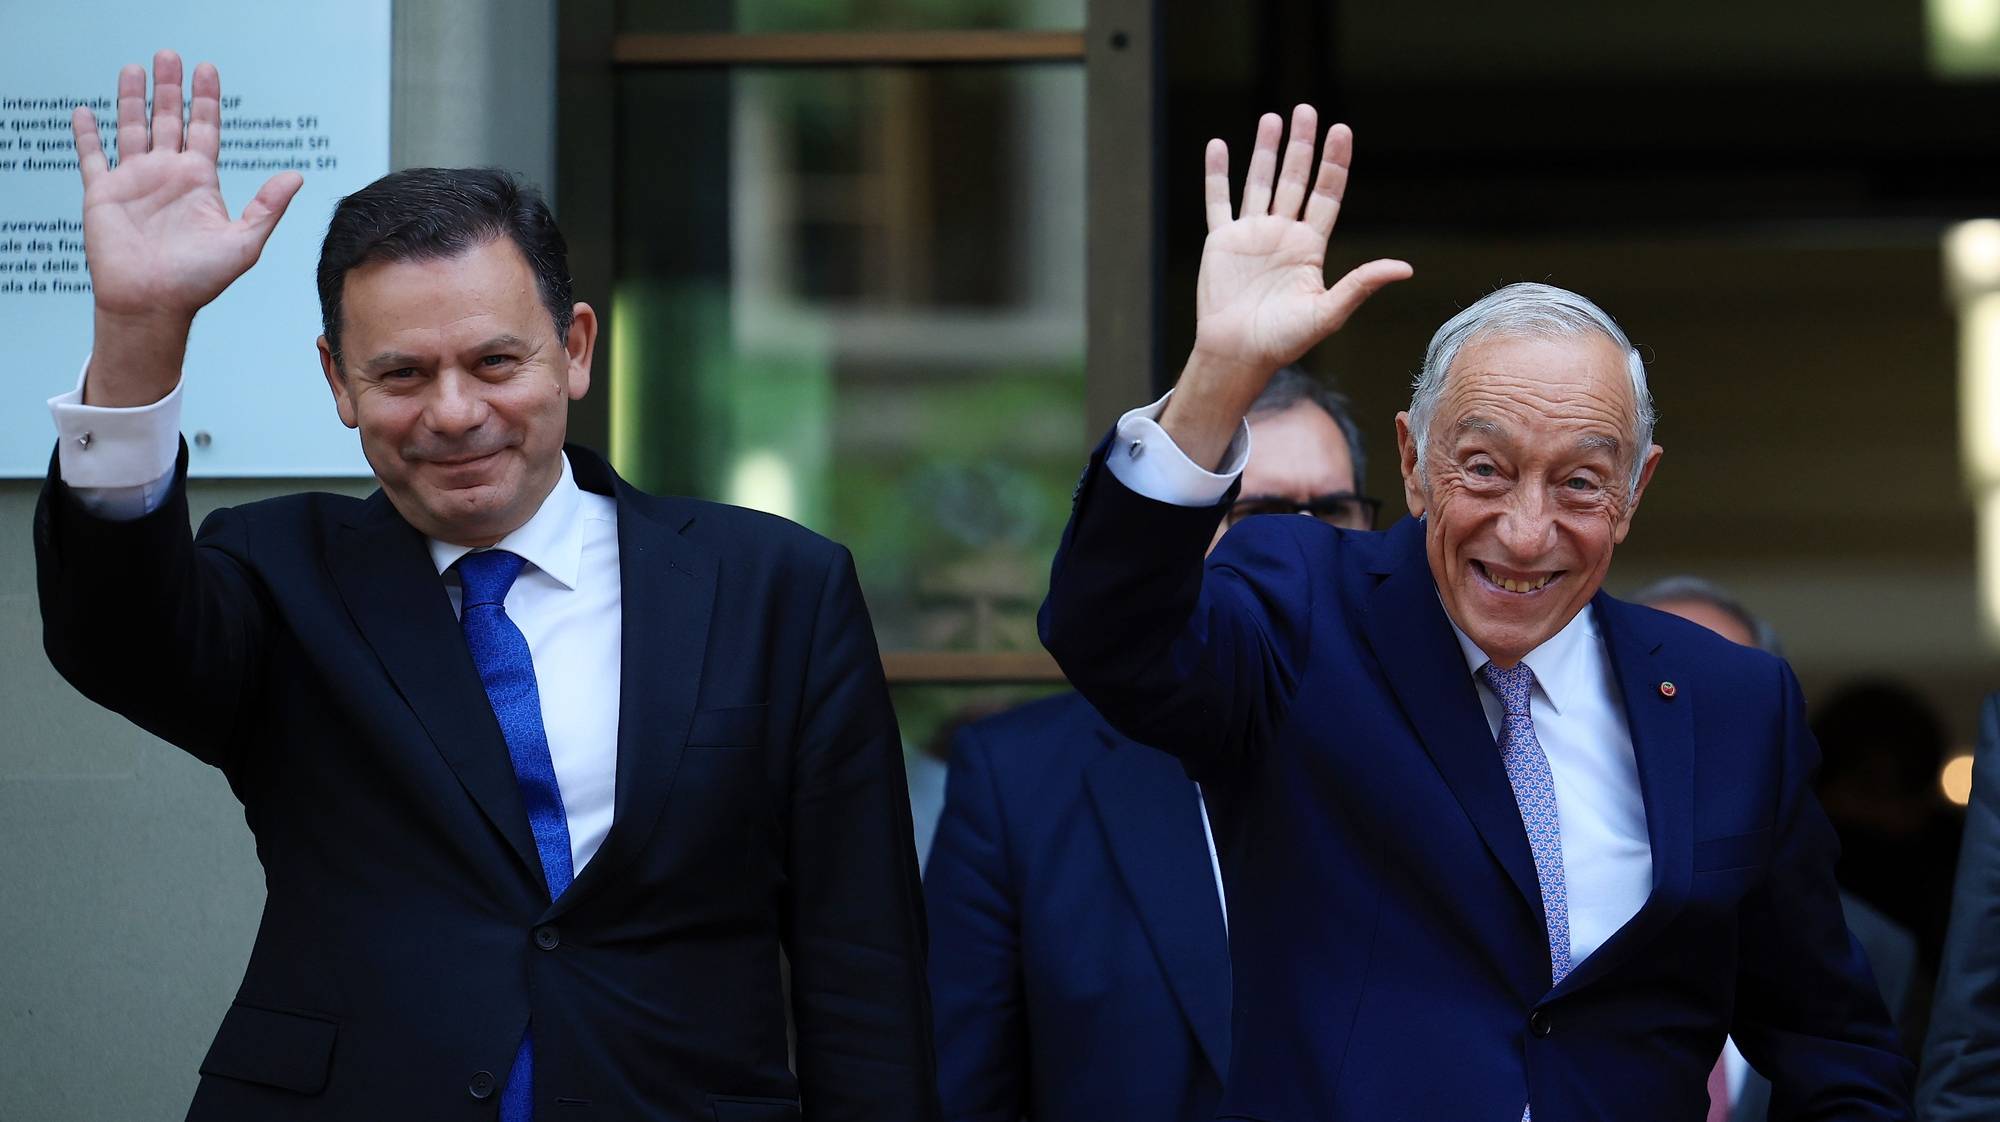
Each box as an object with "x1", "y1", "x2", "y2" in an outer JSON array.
[
  {"x1": 47, "y1": 356, "x2": 183, "y2": 521},
  {"x1": 1102, "y1": 390, "x2": 1251, "y2": 508}
]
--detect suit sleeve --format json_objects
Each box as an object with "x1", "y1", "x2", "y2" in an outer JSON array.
[
  {"x1": 1730, "y1": 661, "x2": 1915, "y2": 1119},
  {"x1": 36, "y1": 444, "x2": 267, "y2": 775},
  {"x1": 784, "y1": 545, "x2": 941, "y2": 1122},
  {"x1": 923, "y1": 724, "x2": 1030, "y2": 1122},
  {"x1": 1038, "y1": 436, "x2": 1315, "y2": 780},
  {"x1": 1915, "y1": 693, "x2": 2000, "y2": 1121}
]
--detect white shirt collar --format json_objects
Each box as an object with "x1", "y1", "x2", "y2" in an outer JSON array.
[
  {"x1": 427, "y1": 451, "x2": 586, "y2": 591},
  {"x1": 1444, "y1": 596, "x2": 1600, "y2": 718}
]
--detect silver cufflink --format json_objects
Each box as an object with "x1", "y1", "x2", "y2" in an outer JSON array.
[
  {"x1": 76, "y1": 432, "x2": 93, "y2": 449},
  {"x1": 1127, "y1": 439, "x2": 1143, "y2": 459}
]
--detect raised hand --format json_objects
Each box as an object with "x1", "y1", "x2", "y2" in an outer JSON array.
[
  {"x1": 73, "y1": 50, "x2": 302, "y2": 406},
  {"x1": 1162, "y1": 106, "x2": 1410, "y2": 470}
]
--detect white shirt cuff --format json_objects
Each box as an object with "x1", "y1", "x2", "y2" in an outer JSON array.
[
  {"x1": 48, "y1": 355, "x2": 182, "y2": 520},
  {"x1": 1103, "y1": 390, "x2": 1251, "y2": 508}
]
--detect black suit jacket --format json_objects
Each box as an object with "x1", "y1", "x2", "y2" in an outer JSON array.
[
  {"x1": 1916, "y1": 691, "x2": 2000, "y2": 1121},
  {"x1": 925, "y1": 691, "x2": 1230, "y2": 1122},
  {"x1": 36, "y1": 444, "x2": 939, "y2": 1122}
]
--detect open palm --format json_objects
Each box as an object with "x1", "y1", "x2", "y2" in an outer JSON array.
[
  {"x1": 1191, "y1": 108, "x2": 1410, "y2": 373},
  {"x1": 75, "y1": 52, "x2": 300, "y2": 323}
]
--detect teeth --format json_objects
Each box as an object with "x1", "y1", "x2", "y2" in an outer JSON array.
[{"x1": 1495, "y1": 573, "x2": 1552, "y2": 593}]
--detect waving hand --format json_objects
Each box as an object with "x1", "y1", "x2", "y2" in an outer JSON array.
[
  {"x1": 74, "y1": 50, "x2": 302, "y2": 406},
  {"x1": 1162, "y1": 106, "x2": 1410, "y2": 469}
]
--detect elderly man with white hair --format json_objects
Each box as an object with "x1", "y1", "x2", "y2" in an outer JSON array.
[{"x1": 1040, "y1": 105, "x2": 1913, "y2": 1120}]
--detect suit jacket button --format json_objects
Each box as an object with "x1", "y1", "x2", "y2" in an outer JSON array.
[
  {"x1": 469, "y1": 1070, "x2": 496, "y2": 1099},
  {"x1": 535, "y1": 925, "x2": 560, "y2": 951},
  {"x1": 1529, "y1": 1009, "x2": 1552, "y2": 1037}
]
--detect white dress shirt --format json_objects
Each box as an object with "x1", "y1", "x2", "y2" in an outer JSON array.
[
  {"x1": 1107, "y1": 392, "x2": 1654, "y2": 968},
  {"x1": 1197, "y1": 788, "x2": 1228, "y2": 936},
  {"x1": 1445, "y1": 607, "x2": 1653, "y2": 964},
  {"x1": 49, "y1": 365, "x2": 624, "y2": 877}
]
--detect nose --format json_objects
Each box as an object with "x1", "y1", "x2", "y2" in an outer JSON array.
[
  {"x1": 1494, "y1": 481, "x2": 1556, "y2": 559},
  {"x1": 423, "y1": 366, "x2": 489, "y2": 435}
]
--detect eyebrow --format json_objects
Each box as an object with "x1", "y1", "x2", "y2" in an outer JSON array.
[
  {"x1": 359, "y1": 350, "x2": 426, "y2": 373},
  {"x1": 470, "y1": 334, "x2": 531, "y2": 354}
]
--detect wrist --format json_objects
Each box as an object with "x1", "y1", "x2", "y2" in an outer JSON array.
[
  {"x1": 1159, "y1": 349, "x2": 1270, "y2": 472},
  {"x1": 1176, "y1": 346, "x2": 1274, "y2": 419},
  {"x1": 85, "y1": 308, "x2": 193, "y2": 407}
]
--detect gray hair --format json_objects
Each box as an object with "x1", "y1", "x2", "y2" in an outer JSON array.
[
  {"x1": 1630, "y1": 575, "x2": 1784, "y2": 656},
  {"x1": 1408, "y1": 282, "x2": 1656, "y2": 494},
  {"x1": 1248, "y1": 365, "x2": 1368, "y2": 490}
]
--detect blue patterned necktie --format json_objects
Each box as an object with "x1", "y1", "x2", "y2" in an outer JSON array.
[
  {"x1": 457, "y1": 549, "x2": 573, "y2": 1122},
  {"x1": 1480, "y1": 661, "x2": 1570, "y2": 1122}
]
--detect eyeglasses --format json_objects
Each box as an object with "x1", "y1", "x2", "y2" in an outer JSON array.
[{"x1": 1224, "y1": 492, "x2": 1382, "y2": 532}]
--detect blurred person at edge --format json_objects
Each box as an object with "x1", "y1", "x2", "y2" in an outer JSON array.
[
  {"x1": 34, "y1": 52, "x2": 936, "y2": 1120},
  {"x1": 925, "y1": 366, "x2": 1376, "y2": 1122},
  {"x1": 1038, "y1": 102, "x2": 1913, "y2": 1118},
  {"x1": 1916, "y1": 690, "x2": 2000, "y2": 1120},
  {"x1": 1811, "y1": 680, "x2": 1963, "y2": 974},
  {"x1": 1633, "y1": 576, "x2": 1925, "y2": 1122}
]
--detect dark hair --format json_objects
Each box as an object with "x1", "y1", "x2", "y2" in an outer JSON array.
[
  {"x1": 1247, "y1": 365, "x2": 1368, "y2": 489},
  {"x1": 316, "y1": 167, "x2": 573, "y2": 364},
  {"x1": 1629, "y1": 575, "x2": 1785, "y2": 657}
]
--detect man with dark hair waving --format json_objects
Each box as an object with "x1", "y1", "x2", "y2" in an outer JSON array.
[
  {"x1": 1040, "y1": 104, "x2": 1912, "y2": 1119},
  {"x1": 37, "y1": 51, "x2": 937, "y2": 1121}
]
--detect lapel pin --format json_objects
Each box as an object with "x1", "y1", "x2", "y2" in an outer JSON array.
[{"x1": 1658, "y1": 681, "x2": 1677, "y2": 699}]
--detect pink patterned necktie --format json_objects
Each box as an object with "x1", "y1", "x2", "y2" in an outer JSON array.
[{"x1": 1481, "y1": 660, "x2": 1571, "y2": 1122}]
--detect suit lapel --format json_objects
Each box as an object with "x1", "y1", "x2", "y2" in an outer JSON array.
[
  {"x1": 329, "y1": 494, "x2": 540, "y2": 878},
  {"x1": 549, "y1": 450, "x2": 716, "y2": 918},
  {"x1": 1084, "y1": 722, "x2": 1232, "y2": 1079},
  {"x1": 1360, "y1": 518, "x2": 1544, "y2": 921},
  {"x1": 1552, "y1": 593, "x2": 1695, "y2": 996}
]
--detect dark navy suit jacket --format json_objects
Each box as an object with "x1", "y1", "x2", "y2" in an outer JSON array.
[
  {"x1": 36, "y1": 444, "x2": 938, "y2": 1121},
  {"x1": 1916, "y1": 691, "x2": 2000, "y2": 1120},
  {"x1": 926, "y1": 690, "x2": 1231, "y2": 1122},
  {"x1": 1040, "y1": 447, "x2": 1913, "y2": 1121}
]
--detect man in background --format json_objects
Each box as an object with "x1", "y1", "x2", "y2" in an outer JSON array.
[
  {"x1": 925, "y1": 366, "x2": 1376, "y2": 1122},
  {"x1": 1812, "y1": 679, "x2": 1964, "y2": 973},
  {"x1": 1632, "y1": 576, "x2": 1923, "y2": 1121}
]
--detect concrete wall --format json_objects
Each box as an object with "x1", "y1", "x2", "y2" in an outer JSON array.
[{"x1": 0, "y1": 2, "x2": 554, "y2": 1116}]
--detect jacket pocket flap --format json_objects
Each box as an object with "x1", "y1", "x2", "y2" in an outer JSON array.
[
  {"x1": 688, "y1": 704, "x2": 767, "y2": 747},
  {"x1": 710, "y1": 1094, "x2": 801, "y2": 1121},
  {"x1": 1694, "y1": 827, "x2": 1774, "y2": 872},
  {"x1": 198, "y1": 1002, "x2": 337, "y2": 1094}
]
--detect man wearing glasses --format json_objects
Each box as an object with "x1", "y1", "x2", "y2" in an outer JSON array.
[{"x1": 925, "y1": 366, "x2": 1374, "y2": 1122}]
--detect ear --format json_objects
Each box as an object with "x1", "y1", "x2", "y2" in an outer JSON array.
[
  {"x1": 1394, "y1": 411, "x2": 1426, "y2": 518},
  {"x1": 1611, "y1": 443, "x2": 1664, "y2": 544},
  {"x1": 562, "y1": 302, "x2": 597, "y2": 401},
  {"x1": 318, "y1": 337, "x2": 358, "y2": 429}
]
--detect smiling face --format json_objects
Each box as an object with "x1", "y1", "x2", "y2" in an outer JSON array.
[
  {"x1": 317, "y1": 237, "x2": 597, "y2": 547},
  {"x1": 1394, "y1": 332, "x2": 1662, "y2": 667}
]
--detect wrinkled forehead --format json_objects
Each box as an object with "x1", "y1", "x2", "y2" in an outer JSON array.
[{"x1": 1435, "y1": 329, "x2": 1639, "y2": 439}]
